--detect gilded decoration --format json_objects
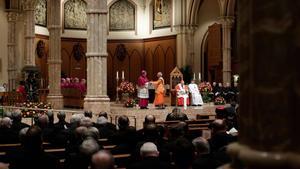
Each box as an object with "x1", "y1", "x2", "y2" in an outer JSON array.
[
  {"x1": 153, "y1": 0, "x2": 171, "y2": 29},
  {"x1": 35, "y1": 0, "x2": 47, "y2": 26},
  {"x1": 64, "y1": 0, "x2": 87, "y2": 30},
  {"x1": 109, "y1": 0, "x2": 135, "y2": 31}
]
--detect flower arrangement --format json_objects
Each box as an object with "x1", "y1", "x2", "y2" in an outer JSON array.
[
  {"x1": 124, "y1": 99, "x2": 136, "y2": 108},
  {"x1": 199, "y1": 82, "x2": 213, "y2": 93},
  {"x1": 214, "y1": 96, "x2": 226, "y2": 105},
  {"x1": 17, "y1": 102, "x2": 52, "y2": 118},
  {"x1": 118, "y1": 81, "x2": 135, "y2": 95},
  {"x1": 199, "y1": 82, "x2": 213, "y2": 103}
]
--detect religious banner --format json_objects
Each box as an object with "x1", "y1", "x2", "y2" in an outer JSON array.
[
  {"x1": 153, "y1": 0, "x2": 171, "y2": 29},
  {"x1": 64, "y1": 0, "x2": 87, "y2": 30},
  {"x1": 35, "y1": 0, "x2": 47, "y2": 26},
  {"x1": 109, "y1": 0, "x2": 135, "y2": 31}
]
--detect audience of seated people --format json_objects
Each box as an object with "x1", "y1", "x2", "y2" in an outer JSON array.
[
  {"x1": 0, "y1": 107, "x2": 238, "y2": 169},
  {"x1": 211, "y1": 82, "x2": 239, "y2": 103}
]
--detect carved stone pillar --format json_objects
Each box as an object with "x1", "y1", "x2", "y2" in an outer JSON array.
[
  {"x1": 46, "y1": 0, "x2": 63, "y2": 108},
  {"x1": 176, "y1": 26, "x2": 196, "y2": 68},
  {"x1": 176, "y1": 26, "x2": 188, "y2": 68},
  {"x1": 7, "y1": 11, "x2": 18, "y2": 91},
  {"x1": 84, "y1": 0, "x2": 110, "y2": 113},
  {"x1": 23, "y1": 0, "x2": 36, "y2": 67},
  {"x1": 220, "y1": 16, "x2": 234, "y2": 85},
  {"x1": 225, "y1": 1, "x2": 300, "y2": 169}
]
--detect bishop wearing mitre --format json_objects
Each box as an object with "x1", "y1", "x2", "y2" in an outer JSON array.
[
  {"x1": 176, "y1": 80, "x2": 190, "y2": 110},
  {"x1": 188, "y1": 79, "x2": 204, "y2": 106}
]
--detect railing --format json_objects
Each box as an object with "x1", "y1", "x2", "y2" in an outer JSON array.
[{"x1": 0, "y1": 106, "x2": 136, "y2": 127}]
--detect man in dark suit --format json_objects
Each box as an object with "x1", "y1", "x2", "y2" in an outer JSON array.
[
  {"x1": 173, "y1": 138, "x2": 195, "y2": 169},
  {"x1": 192, "y1": 137, "x2": 221, "y2": 169},
  {"x1": 0, "y1": 117, "x2": 19, "y2": 144},
  {"x1": 110, "y1": 115, "x2": 138, "y2": 154},
  {"x1": 53, "y1": 111, "x2": 70, "y2": 146},
  {"x1": 129, "y1": 142, "x2": 172, "y2": 169},
  {"x1": 36, "y1": 114, "x2": 54, "y2": 143},
  {"x1": 11, "y1": 110, "x2": 30, "y2": 133},
  {"x1": 166, "y1": 108, "x2": 188, "y2": 121},
  {"x1": 8, "y1": 126, "x2": 59, "y2": 169},
  {"x1": 208, "y1": 119, "x2": 236, "y2": 153},
  {"x1": 95, "y1": 112, "x2": 116, "y2": 138},
  {"x1": 91, "y1": 150, "x2": 115, "y2": 169}
]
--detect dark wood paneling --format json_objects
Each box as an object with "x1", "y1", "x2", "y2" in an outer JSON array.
[
  {"x1": 35, "y1": 35, "x2": 49, "y2": 88},
  {"x1": 35, "y1": 35, "x2": 176, "y2": 100},
  {"x1": 207, "y1": 23, "x2": 222, "y2": 82}
]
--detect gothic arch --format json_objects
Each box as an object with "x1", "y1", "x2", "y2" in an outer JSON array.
[{"x1": 218, "y1": 0, "x2": 236, "y2": 16}]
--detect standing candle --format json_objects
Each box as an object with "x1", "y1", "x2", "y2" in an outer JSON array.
[
  {"x1": 193, "y1": 73, "x2": 196, "y2": 80},
  {"x1": 122, "y1": 71, "x2": 125, "y2": 79},
  {"x1": 116, "y1": 71, "x2": 119, "y2": 79},
  {"x1": 199, "y1": 73, "x2": 201, "y2": 81}
]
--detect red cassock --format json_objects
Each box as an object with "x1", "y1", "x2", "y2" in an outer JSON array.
[
  {"x1": 175, "y1": 84, "x2": 190, "y2": 106},
  {"x1": 137, "y1": 75, "x2": 149, "y2": 108}
]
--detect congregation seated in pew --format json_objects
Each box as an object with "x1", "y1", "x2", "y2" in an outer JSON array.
[{"x1": 0, "y1": 107, "x2": 238, "y2": 169}]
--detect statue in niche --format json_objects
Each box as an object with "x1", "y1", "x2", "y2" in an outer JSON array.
[
  {"x1": 116, "y1": 44, "x2": 127, "y2": 62},
  {"x1": 155, "y1": 0, "x2": 162, "y2": 14},
  {"x1": 36, "y1": 40, "x2": 45, "y2": 58},
  {"x1": 73, "y1": 43, "x2": 84, "y2": 62},
  {"x1": 25, "y1": 72, "x2": 39, "y2": 102}
]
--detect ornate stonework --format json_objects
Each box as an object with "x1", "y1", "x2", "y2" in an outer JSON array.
[
  {"x1": 109, "y1": 0, "x2": 135, "y2": 31},
  {"x1": 35, "y1": 0, "x2": 47, "y2": 26},
  {"x1": 64, "y1": 0, "x2": 87, "y2": 29},
  {"x1": 153, "y1": 0, "x2": 171, "y2": 29}
]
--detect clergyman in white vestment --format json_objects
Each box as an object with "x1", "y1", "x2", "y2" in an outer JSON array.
[{"x1": 188, "y1": 80, "x2": 204, "y2": 106}]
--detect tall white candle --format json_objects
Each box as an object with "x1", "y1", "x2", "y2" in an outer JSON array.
[
  {"x1": 193, "y1": 73, "x2": 196, "y2": 80},
  {"x1": 116, "y1": 71, "x2": 119, "y2": 79},
  {"x1": 122, "y1": 71, "x2": 125, "y2": 79},
  {"x1": 199, "y1": 73, "x2": 201, "y2": 81}
]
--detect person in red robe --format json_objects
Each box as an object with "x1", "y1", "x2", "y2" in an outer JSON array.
[
  {"x1": 16, "y1": 81, "x2": 26, "y2": 102},
  {"x1": 137, "y1": 70, "x2": 149, "y2": 109}
]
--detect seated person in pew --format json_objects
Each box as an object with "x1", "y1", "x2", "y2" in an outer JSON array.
[
  {"x1": 166, "y1": 108, "x2": 189, "y2": 121},
  {"x1": 91, "y1": 150, "x2": 115, "y2": 169},
  {"x1": 94, "y1": 112, "x2": 117, "y2": 139},
  {"x1": 110, "y1": 116, "x2": 138, "y2": 154},
  {"x1": 8, "y1": 126, "x2": 60, "y2": 169},
  {"x1": 11, "y1": 110, "x2": 30, "y2": 134},
  {"x1": 176, "y1": 80, "x2": 190, "y2": 110},
  {"x1": 0, "y1": 117, "x2": 19, "y2": 144},
  {"x1": 129, "y1": 142, "x2": 173, "y2": 169},
  {"x1": 65, "y1": 137, "x2": 100, "y2": 169}
]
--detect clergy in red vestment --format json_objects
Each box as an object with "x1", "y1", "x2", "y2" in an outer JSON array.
[
  {"x1": 137, "y1": 70, "x2": 149, "y2": 109},
  {"x1": 176, "y1": 80, "x2": 190, "y2": 110}
]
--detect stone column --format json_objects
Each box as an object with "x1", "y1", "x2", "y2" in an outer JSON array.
[
  {"x1": 7, "y1": 11, "x2": 18, "y2": 91},
  {"x1": 23, "y1": 0, "x2": 36, "y2": 66},
  {"x1": 84, "y1": 0, "x2": 110, "y2": 113},
  {"x1": 176, "y1": 26, "x2": 188, "y2": 68},
  {"x1": 176, "y1": 26, "x2": 196, "y2": 68},
  {"x1": 225, "y1": 1, "x2": 300, "y2": 169},
  {"x1": 220, "y1": 16, "x2": 234, "y2": 85},
  {"x1": 46, "y1": 0, "x2": 63, "y2": 108}
]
